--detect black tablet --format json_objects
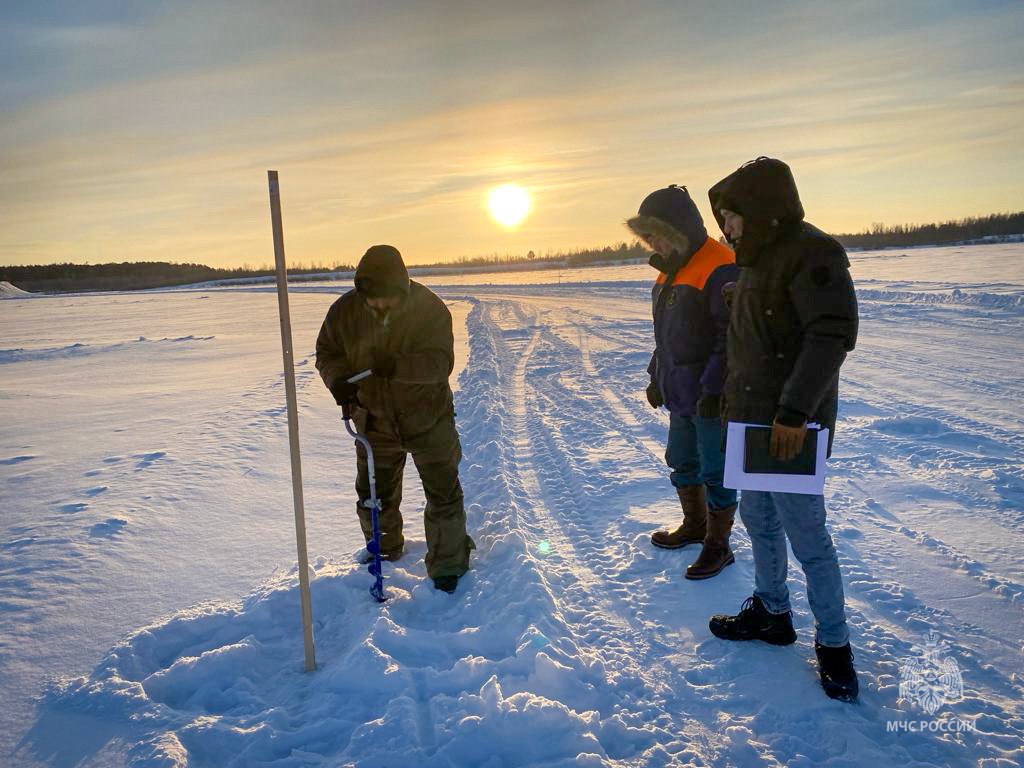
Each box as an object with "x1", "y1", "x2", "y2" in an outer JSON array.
[{"x1": 743, "y1": 426, "x2": 818, "y2": 475}]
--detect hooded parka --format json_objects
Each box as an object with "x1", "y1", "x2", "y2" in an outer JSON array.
[
  {"x1": 708, "y1": 158, "x2": 858, "y2": 453},
  {"x1": 627, "y1": 185, "x2": 738, "y2": 416}
]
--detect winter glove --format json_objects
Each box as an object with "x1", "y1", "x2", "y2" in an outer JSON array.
[
  {"x1": 645, "y1": 380, "x2": 664, "y2": 409},
  {"x1": 697, "y1": 394, "x2": 721, "y2": 418},
  {"x1": 329, "y1": 378, "x2": 358, "y2": 407},
  {"x1": 372, "y1": 350, "x2": 397, "y2": 380}
]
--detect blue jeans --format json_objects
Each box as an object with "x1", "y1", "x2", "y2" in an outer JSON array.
[
  {"x1": 739, "y1": 490, "x2": 850, "y2": 647},
  {"x1": 666, "y1": 413, "x2": 736, "y2": 510}
]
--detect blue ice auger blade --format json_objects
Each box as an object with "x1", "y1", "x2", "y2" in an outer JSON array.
[
  {"x1": 343, "y1": 390, "x2": 388, "y2": 604},
  {"x1": 368, "y1": 499, "x2": 387, "y2": 603}
]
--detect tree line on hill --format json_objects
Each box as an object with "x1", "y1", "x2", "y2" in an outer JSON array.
[
  {"x1": 834, "y1": 211, "x2": 1024, "y2": 249},
  {"x1": 0, "y1": 260, "x2": 355, "y2": 294},
  {"x1": 2, "y1": 212, "x2": 1020, "y2": 293}
]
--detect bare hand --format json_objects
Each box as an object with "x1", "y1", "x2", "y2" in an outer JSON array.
[{"x1": 770, "y1": 420, "x2": 808, "y2": 461}]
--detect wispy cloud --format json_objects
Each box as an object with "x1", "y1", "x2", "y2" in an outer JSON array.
[{"x1": 1, "y1": 0, "x2": 1022, "y2": 265}]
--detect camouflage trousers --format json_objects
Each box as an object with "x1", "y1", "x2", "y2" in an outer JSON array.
[{"x1": 353, "y1": 409, "x2": 475, "y2": 579}]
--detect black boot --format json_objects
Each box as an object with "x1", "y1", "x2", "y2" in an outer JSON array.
[
  {"x1": 709, "y1": 595, "x2": 797, "y2": 645},
  {"x1": 815, "y1": 642, "x2": 859, "y2": 702},
  {"x1": 433, "y1": 574, "x2": 459, "y2": 594}
]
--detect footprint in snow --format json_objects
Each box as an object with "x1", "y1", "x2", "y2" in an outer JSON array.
[
  {"x1": 59, "y1": 502, "x2": 89, "y2": 514},
  {"x1": 89, "y1": 518, "x2": 128, "y2": 538},
  {"x1": 0, "y1": 455, "x2": 36, "y2": 465},
  {"x1": 836, "y1": 527, "x2": 864, "y2": 540},
  {"x1": 133, "y1": 451, "x2": 166, "y2": 470},
  {"x1": 84, "y1": 486, "x2": 108, "y2": 497}
]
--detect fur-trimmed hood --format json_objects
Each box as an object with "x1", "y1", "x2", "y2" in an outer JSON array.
[{"x1": 626, "y1": 185, "x2": 707, "y2": 274}]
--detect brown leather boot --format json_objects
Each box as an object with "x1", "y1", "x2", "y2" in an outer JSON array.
[
  {"x1": 686, "y1": 503, "x2": 736, "y2": 579},
  {"x1": 651, "y1": 485, "x2": 707, "y2": 549}
]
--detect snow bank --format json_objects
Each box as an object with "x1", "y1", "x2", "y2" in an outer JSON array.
[
  {"x1": 0, "y1": 335, "x2": 214, "y2": 364},
  {"x1": 856, "y1": 287, "x2": 1024, "y2": 313},
  {"x1": 0, "y1": 280, "x2": 30, "y2": 298}
]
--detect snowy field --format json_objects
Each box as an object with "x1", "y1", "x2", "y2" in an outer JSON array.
[{"x1": 1, "y1": 244, "x2": 1022, "y2": 767}]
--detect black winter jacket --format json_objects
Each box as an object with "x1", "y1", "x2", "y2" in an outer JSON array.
[{"x1": 709, "y1": 158, "x2": 858, "y2": 454}]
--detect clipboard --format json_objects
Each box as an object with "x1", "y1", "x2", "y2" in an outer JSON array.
[{"x1": 723, "y1": 422, "x2": 829, "y2": 495}]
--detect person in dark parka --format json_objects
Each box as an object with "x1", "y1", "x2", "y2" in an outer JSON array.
[
  {"x1": 705, "y1": 157, "x2": 860, "y2": 701},
  {"x1": 315, "y1": 245, "x2": 475, "y2": 594},
  {"x1": 627, "y1": 185, "x2": 740, "y2": 580}
]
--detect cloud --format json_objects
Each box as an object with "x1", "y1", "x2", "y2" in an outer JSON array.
[{"x1": 1, "y1": 0, "x2": 1022, "y2": 265}]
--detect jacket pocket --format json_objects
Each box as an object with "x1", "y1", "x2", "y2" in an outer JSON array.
[
  {"x1": 393, "y1": 383, "x2": 452, "y2": 438},
  {"x1": 659, "y1": 361, "x2": 704, "y2": 415}
]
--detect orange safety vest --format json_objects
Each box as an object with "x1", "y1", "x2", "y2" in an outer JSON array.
[{"x1": 655, "y1": 238, "x2": 736, "y2": 290}]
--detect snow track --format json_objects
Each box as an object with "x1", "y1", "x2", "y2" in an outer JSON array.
[{"x1": 3, "y1": 249, "x2": 1024, "y2": 766}]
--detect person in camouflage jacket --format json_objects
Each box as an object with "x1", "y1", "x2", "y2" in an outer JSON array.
[{"x1": 316, "y1": 245, "x2": 474, "y2": 593}]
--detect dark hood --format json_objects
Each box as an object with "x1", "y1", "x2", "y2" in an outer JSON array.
[
  {"x1": 626, "y1": 185, "x2": 708, "y2": 274},
  {"x1": 355, "y1": 244, "x2": 410, "y2": 298},
  {"x1": 708, "y1": 157, "x2": 804, "y2": 265}
]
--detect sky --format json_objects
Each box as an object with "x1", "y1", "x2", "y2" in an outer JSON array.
[{"x1": 1, "y1": 0, "x2": 1023, "y2": 268}]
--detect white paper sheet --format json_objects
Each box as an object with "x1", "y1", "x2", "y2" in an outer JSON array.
[{"x1": 723, "y1": 421, "x2": 829, "y2": 495}]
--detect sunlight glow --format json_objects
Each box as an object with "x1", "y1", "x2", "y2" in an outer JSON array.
[{"x1": 487, "y1": 183, "x2": 531, "y2": 229}]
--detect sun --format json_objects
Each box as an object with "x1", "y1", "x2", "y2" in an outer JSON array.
[{"x1": 487, "y1": 184, "x2": 531, "y2": 229}]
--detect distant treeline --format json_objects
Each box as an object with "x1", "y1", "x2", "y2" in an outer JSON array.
[
  {"x1": 1, "y1": 244, "x2": 650, "y2": 293},
  {"x1": 835, "y1": 211, "x2": 1024, "y2": 249},
  {"x1": 5, "y1": 212, "x2": 1022, "y2": 293},
  {"x1": 415, "y1": 241, "x2": 650, "y2": 270},
  {"x1": 0, "y1": 260, "x2": 355, "y2": 294}
]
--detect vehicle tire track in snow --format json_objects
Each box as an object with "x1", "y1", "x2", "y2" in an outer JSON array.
[
  {"x1": 571, "y1": 321, "x2": 667, "y2": 435},
  {"x1": 499, "y1": 310, "x2": 657, "y2": 659},
  {"x1": 485, "y1": 295, "x2": 1024, "y2": 767},
  {"x1": 483, "y1": 300, "x2": 725, "y2": 762},
  {"x1": 574, "y1": 325, "x2": 666, "y2": 463}
]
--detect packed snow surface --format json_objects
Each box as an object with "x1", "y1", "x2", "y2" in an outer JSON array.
[{"x1": 1, "y1": 245, "x2": 1022, "y2": 767}]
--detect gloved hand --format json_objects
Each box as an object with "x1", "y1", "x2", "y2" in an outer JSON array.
[
  {"x1": 329, "y1": 378, "x2": 358, "y2": 406},
  {"x1": 697, "y1": 393, "x2": 721, "y2": 418},
  {"x1": 372, "y1": 350, "x2": 397, "y2": 380},
  {"x1": 645, "y1": 380, "x2": 664, "y2": 409}
]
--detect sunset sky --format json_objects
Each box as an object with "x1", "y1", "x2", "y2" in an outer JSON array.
[{"x1": 2, "y1": 0, "x2": 1023, "y2": 268}]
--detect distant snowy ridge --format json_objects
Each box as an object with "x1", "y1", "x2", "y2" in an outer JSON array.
[
  {"x1": 855, "y1": 287, "x2": 1024, "y2": 312},
  {"x1": 0, "y1": 335, "x2": 215, "y2": 364}
]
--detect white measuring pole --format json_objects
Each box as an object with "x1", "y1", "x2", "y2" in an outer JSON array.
[{"x1": 267, "y1": 170, "x2": 317, "y2": 672}]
